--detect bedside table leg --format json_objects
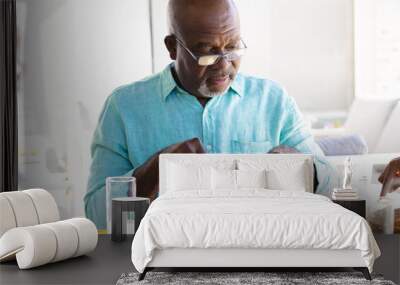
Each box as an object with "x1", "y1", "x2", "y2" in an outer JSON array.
[
  {"x1": 354, "y1": 267, "x2": 371, "y2": 280},
  {"x1": 133, "y1": 202, "x2": 150, "y2": 235},
  {"x1": 138, "y1": 268, "x2": 148, "y2": 281},
  {"x1": 138, "y1": 267, "x2": 153, "y2": 281}
]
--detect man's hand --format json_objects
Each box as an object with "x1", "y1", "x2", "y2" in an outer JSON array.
[
  {"x1": 379, "y1": 157, "x2": 400, "y2": 197},
  {"x1": 268, "y1": 145, "x2": 300, "y2": 154},
  {"x1": 132, "y1": 138, "x2": 206, "y2": 201}
]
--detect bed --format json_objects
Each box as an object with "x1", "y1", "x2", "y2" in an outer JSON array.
[{"x1": 131, "y1": 154, "x2": 380, "y2": 281}]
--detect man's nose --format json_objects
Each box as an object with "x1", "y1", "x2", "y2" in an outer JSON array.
[{"x1": 211, "y1": 55, "x2": 230, "y2": 71}]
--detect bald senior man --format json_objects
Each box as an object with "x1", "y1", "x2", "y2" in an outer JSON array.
[{"x1": 85, "y1": 0, "x2": 336, "y2": 229}]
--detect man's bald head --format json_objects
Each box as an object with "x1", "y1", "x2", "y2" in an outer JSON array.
[
  {"x1": 164, "y1": 0, "x2": 243, "y2": 99},
  {"x1": 167, "y1": 0, "x2": 240, "y2": 38}
]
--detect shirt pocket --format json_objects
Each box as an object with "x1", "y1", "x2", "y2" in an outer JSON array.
[{"x1": 231, "y1": 140, "x2": 273, "y2": 154}]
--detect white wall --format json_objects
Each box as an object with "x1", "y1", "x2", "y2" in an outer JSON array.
[
  {"x1": 151, "y1": 0, "x2": 354, "y2": 111},
  {"x1": 17, "y1": 0, "x2": 152, "y2": 218},
  {"x1": 354, "y1": 0, "x2": 400, "y2": 98}
]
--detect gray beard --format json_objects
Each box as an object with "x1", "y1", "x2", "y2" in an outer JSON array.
[{"x1": 197, "y1": 80, "x2": 231, "y2": 98}]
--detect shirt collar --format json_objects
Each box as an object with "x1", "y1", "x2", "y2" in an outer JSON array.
[
  {"x1": 160, "y1": 64, "x2": 243, "y2": 101},
  {"x1": 160, "y1": 64, "x2": 177, "y2": 101},
  {"x1": 229, "y1": 73, "x2": 243, "y2": 97}
]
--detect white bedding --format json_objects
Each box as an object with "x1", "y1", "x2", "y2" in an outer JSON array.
[{"x1": 131, "y1": 190, "x2": 380, "y2": 273}]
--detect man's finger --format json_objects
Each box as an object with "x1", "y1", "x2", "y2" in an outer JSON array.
[
  {"x1": 378, "y1": 168, "x2": 388, "y2": 184},
  {"x1": 268, "y1": 145, "x2": 299, "y2": 154},
  {"x1": 380, "y1": 177, "x2": 400, "y2": 197},
  {"x1": 380, "y1": 180, "x2": 391, "y2": 197}
]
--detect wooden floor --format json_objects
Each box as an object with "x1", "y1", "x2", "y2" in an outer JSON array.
[{"x1": 0, "y1": 234, "x2": 398, "y2": 284}]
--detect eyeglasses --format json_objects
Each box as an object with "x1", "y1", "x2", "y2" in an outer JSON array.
[{"x1": 175, "y1": 37, "x2": 247, "y2": 66}]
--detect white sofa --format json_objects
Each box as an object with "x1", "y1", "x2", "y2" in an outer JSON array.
[{"x1": 311, "y1": 97, "x2": 400, "y2": 154}]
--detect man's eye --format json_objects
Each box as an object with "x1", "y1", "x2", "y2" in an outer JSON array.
[
  {"x1": 226, "y1": 42, "x2": 241, "y2": 50},
  {"x1": 195, "y1": 48, "x2": 212, "y2": 55},
  {"x1": 199, "y1": 49, "x2": 212, "y2": 54},
  {"x1": 195, "y1": 44, "x2": 238, "y2": 55}
]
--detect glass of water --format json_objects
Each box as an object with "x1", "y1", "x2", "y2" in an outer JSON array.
[{"x1": 106, "y1": 176, "x2": 136, "y2": 234}]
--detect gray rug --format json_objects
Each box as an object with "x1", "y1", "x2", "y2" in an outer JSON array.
[{"x1": 116, "y1": 272, "x2": 396, "y2": 285}]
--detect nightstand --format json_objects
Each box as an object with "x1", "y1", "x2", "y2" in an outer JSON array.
[
  {"x1": 332, "y1": 199, "x2": 366, "y2": 218},
  {"x1": 112, "y1": 197, "x2": 150, "y2": 242}
]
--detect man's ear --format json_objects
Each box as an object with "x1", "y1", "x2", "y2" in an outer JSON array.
[{"x1": 164, "y1": 35, "x2": 177, "y2": 60}]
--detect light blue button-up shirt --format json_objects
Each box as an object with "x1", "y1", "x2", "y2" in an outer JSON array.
[{"x1": 85, "y1": 64, "x2": 336, "y2": 229}]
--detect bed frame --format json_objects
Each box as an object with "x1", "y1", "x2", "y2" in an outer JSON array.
[
  {"x1": 138, "y1": 248, "x2": 371, "y2": 280},
  {"x1": 138, "y1": 154, "x2": 372, "y2": 281}
]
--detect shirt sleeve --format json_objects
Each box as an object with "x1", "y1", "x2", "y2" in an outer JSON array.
[
  {"x1": 279, "y1": 96, "x2": 339, "y2": 196},
  {"x1": 84, "y1": 94, "x2": 135, "y2": 230}
]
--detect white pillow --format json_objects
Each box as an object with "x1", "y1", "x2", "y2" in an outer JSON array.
[
  {"x1": 211, "y1": 169, "x2": 268, "y2": 190},
  {"x1": 266, "y1": 169, "x2": 307, "y2": 191},
  {"x1": 212, "y1": 168, "x2": 236, "y2": 190},
  {"x1": 237, "y1": 158, "x2": 310, "y2": 192},
  {"x1": 236, "y1": 169, "x2": 267, "y2": 188},
  {"x1": 167, "y1": 162, "x2": 212, "y2": 191}
]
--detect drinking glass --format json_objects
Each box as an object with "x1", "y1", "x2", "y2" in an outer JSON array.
[{"x1": 106, "y1": 176, "x2": 136, "y2": 234}]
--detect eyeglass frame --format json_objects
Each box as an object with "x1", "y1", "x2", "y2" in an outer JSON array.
[{"x1": 174, "y1": 36, "x2": 247, "y2": 66}]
